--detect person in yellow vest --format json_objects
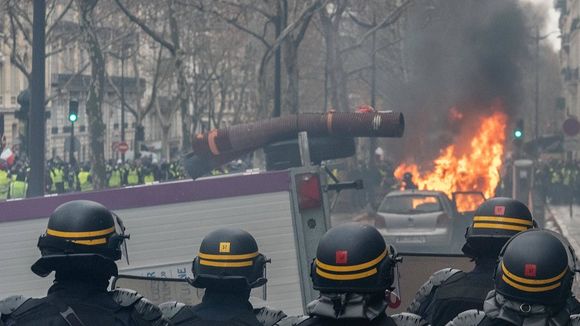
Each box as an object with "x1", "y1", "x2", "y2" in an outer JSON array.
[
  {"x1": 126, "y1": 162, "x2": 140, "y2": 186},
  {"x1": 49, "y1": 164, "x2": 65, "y2": 194},
  {"x1": 9, "y1": 170, "x2": 27, "y2": 199},
  {"x1": 0, "y1": 167, "x2": 10, "y2": 200},
  {"x1": 0, "y1": 168, "x2": 12, "y2": 200},
  {"x1": 78, "y1": 165, "x2": 93, "y2": 192},
  {"x1": 107, "y1": 163, "x2": 123, "y2": 188},
  {"x1": 142, "y1": 162, "x2": 156, "y2": 184}
]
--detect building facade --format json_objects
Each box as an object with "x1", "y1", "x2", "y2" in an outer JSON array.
[{"x1": 559, "y1": 0, "x2": 580, "y2": 118}]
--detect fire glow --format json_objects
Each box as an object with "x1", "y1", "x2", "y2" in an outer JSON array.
[{"x1": 395, "y1": 104, "x2": 508, "y2": 211}]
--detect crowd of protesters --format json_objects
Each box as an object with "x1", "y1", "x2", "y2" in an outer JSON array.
[
  {"x1": 535, "y1": 159, "x2": 580, "y2": 204},
  {"x1": 0, "y1": 156, "x2": 191, "y2": 200}
]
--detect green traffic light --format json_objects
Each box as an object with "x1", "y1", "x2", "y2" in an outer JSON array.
[
  {"x1": 68, "y1": 114, "x2": 78, "y2": 123},
  {"x1": 514, "y1": 130, "x2": 523, "y2": 138}
]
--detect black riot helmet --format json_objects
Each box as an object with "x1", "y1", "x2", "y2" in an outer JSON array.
[
  {"x1": 311, "y1": 223, "x2": 399, "y2": 293},
  {"x1": 462, "y1": 197, "x2": 534, "y2": 258},
  {"x1": 191, "y1": 228, "x2": 268, "y2": 290},
  {"x1": 31, "y1": 200, "x2": 129, "y2": 277},
  {"x1": 495, "y1": 229, "x2": 574, "y2": 306}
]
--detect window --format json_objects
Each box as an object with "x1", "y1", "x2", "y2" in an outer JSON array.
[
  {"x1": 379, "y1": 195, "x2": 442, "y2": 214},
  {"x1": 79, "y1": 125, "x2": 86, "y2": 132},
  {"x1": 63, "y1": 126, "x2": 71, "y2": 133},
  {"x1": 51, "y1": 127, "x2": 58, "y2": 134}
]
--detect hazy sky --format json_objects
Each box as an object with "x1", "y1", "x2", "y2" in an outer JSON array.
[{"x1": 519, "y1": 0, "x2": 561, "y2": 51}]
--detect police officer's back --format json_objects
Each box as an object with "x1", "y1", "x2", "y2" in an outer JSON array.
[
  {"x1": 280, "y1": 223, "x2": 424, "y2": 326},
  {"x1": 448, "y1": 229, "x2": 580, "y2": 326},
  {"x1": 407, "y1": 197, "x2": 534, "y2": 326},
  {"x1": 160, "y1": 227, "x2": 285, "y2": 326},
  {"x1": 0, "y1": 200, "x2": 168, "y2": 326}
]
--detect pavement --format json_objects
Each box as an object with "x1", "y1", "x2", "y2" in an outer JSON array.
[{"x1": 546, "y1": 204, "x2": 580, "y2": 295}]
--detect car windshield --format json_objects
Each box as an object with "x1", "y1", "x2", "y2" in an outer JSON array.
[{"x1": 378, "y1": 195, "x2": 442, "y2": 214}]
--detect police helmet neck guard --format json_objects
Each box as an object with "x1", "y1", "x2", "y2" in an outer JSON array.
[
  {"x1": 191, "y1": 228, "x2": 268, "y2": 290},
  {"x1": 310, "y1": 223, "x2": 399, "y2": 293},
  {"x1": 462, "y1": 197, "x2": 534, "y2": 258},
  {"x1": 31, "y1": 200, "x2": 130, "y2": 277},
  {"x1": 494, "y1": 229, "x2": 574, "y2": 306}
]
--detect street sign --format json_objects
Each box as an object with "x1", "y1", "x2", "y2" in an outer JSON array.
[
  {"x1": 117, "y1": 141, "x2": 129, "y2": 153},
  {"x1": 563, "y1": 118, "x2": 580, "y2": 137}
]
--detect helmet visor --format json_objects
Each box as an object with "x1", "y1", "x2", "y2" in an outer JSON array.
[{"x1": 112, "y1": 212, "x2": 130, "y2": 265}]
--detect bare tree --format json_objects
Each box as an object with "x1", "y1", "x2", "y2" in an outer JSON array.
[
  {"x1": 75, "y1": 0, "x2": 107, "y2": 189},
  {"x1": 114, "y1": 0, "x2": 193, "y2": 152}
]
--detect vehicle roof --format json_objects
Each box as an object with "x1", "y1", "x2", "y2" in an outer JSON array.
[{"x1": 386, "y1": 190, "x2": 447, "y2": 197}]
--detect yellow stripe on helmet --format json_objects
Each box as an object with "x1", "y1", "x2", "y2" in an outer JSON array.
[
  {"x1": 315, "y1": 249, "x2": 387, "y2": 273},
  {"x1": 47, "y1": 226, "x2": 115, "y2": 239},
  {"x1": 473, "y1": 216, "x2": 533, "y2": 226},
  {"x1": 316, "y1": 267, "x2": 378, "y2": 281},
  {"x1": 502, "y1": 275, "x2": 562, "y2": 293},
  {"x1": 198, "y1": 251, "x2": 259, "y2": 261},
  {"x1": 501, "y1": 262, "x2": 567, "y2": 285},
  {"x1": 473, "y1": 223, "x2": 529, "y2": 232},
  {"x1": 71, "y1": 238, "x2": 108, "y2": 245},
  {"x1": 199, "y1": 259, "x2": 253, "y2": 268}
]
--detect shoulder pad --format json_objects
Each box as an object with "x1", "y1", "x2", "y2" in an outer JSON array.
[
  {"x1": 391, "y1": 312, "x2": 427, "y2": 326},
  {"x1": 407, "y1": 268, "x2": 463, "y2": 314},
  {"x1": 254, "y1": 306, "x2": 287, "y2": 326},
  {"x1": 447, "y1": 310, "x2": 485, "y2": 326},
  {"x1": 133, "y1": 296, "x2": 163, "y2": 322},
  {"x1": 571, "y1": 314, "x2": 580, "y2": 326},
  {"x1": 0, "y1": 295, "x2": 30, "y2": 316},
  {"x1": 111, "y1": 288, "x2": 143, "y2": 307},
  {"x1": 159, "y1": 301, "x2": 186, "y2": 320},
  {"x1": 274, "y1": 316, "x2": 310, "y2": 326}
]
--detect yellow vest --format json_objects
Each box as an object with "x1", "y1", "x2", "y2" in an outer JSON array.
[
  {"x1": 108, "y1": 170, "x2": 122, "y2": 188},
  {"x1": 9, "y1": 181, "x2": 27, "y2": 199},
  {"x1": 127, "y1": 168, "x2": 139, "y2": 185},
  {"x1": 78, "y1": 171, "x2": 93, "y2": 191}
]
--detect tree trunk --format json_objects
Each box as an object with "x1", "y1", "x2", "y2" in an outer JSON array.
[
  {"x1": 168, "y1": 0, "x2": 190, "y2": 152},
  {"x1": 77, "y1": 0, "x2": 106, "y2": 189},
  {"x1": 320, "y1": 10, "x2": 349, "y2": 112},
  {"x1": 284, "y1": 41, "x2": 300, "y2": 114},
  {"x1": 161, "y1": 124, "x2": 170, "y2": 161}
]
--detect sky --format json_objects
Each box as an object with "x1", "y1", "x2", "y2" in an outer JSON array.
[{"x1": 519, "y1": 0, "x2": 561, "y2": 51}]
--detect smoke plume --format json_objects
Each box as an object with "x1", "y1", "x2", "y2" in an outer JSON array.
[{"x1": 394, "y1": 0, "x2": 533, "y2": 162}]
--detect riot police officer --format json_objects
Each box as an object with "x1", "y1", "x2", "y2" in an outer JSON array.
[
  {"x1": 0, "y1": 200, "x2": 168, "y2": 325},
  {"x1": 407, "y1": 197, "x2": 534, "y2": 325},
  {"x1": 448, "y1": 229, "x2": 580, "y2": 326},
  {"x1": 402, "y1": 172, "x2": 417, "y2": 190},
  {"x1": 160, "y1": 227, "x2": 286, "y2": 326},
  {"x1": 280, "y1": 223, "x2": 424, "y2": 326}
]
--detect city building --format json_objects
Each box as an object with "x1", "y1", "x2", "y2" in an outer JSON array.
[{"x1": 558, "y1": 0, "x2": 580, "y2": 155}]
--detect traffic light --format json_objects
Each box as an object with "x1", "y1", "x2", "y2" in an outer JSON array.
[
  {"x1": 68, "y1": 99, "x2": 78, "y2": 123},
  {"x1": 514, "y1": 119, "x2": 524, "y2": 140},
  {"x1": 16, "y1": 89, "x2": 30, "y2": 121}
]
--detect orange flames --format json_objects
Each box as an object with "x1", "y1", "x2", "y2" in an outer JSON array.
[{"x1": 395, "y1": 105, "x2": 508, "y2": 211}]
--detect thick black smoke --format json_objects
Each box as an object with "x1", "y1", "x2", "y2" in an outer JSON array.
[{"x1": 394, "y1": 0, "x2": 533, "y2": 161}]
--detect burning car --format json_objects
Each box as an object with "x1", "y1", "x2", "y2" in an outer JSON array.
[
  {"x1": 374, "y1": 189, "x2": 485, "y2": 254},
  {"x1": 376, "y1": 190, "x2": 455, "y2": 250}
]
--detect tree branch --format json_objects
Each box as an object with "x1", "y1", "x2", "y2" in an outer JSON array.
[{"x1": 114, "y1": 0, "x2": 176, "y2": 53}]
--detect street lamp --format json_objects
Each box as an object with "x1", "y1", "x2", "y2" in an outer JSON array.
[{"x1": 110, "y1": 34, "x2": 135, "y2": 162}]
